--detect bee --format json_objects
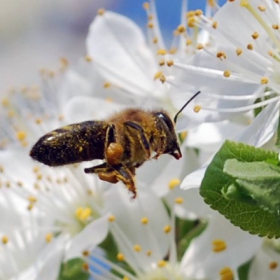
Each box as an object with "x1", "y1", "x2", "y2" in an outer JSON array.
[{"x1": 30, "y1": 92, "x2": 200, "y2": 198}]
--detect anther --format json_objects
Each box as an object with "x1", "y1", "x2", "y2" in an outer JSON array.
[
  {"x1": 103, "y1": 82, "x2": 111, "y2": 88},
  {"x1": 143, "y1": 2, "x2": 150, "y2": 10},
  {"x1": 154, "y1": 71, "x2": 163, "y2": 80},
  {"x1": 175, "y1": 197, "x2": 184, "y2": 204},
  {"x1": 247, "y1": 43, "x2": 254, "y2": 50},
  {"x1": 153, "y1": 37, "x2": 158, "y2": 44},
  {"x1": 261, "y1": 77, "x2": 269, "y2": 84},
  {"x1": 223, "y1": 70, "x2": 231, "y2": 77},
  {"x1": 134, "y1": 244, "x2": 142, "y2": 252},
  {"x1": 212, "y1": 21, "x2": 218, "y2": 29},
  {"x1": 157, "y1": 49, "x2": 167, "y2": 55},
  {"x1": 195, "y1": 9, "x2": 203, "y2": 16},
  {"x1": 167, "y1": 60, "x2": 174, "y2": 67},
  {"x1": 159, "y1": 59, "x2": 165, "y2": 66},
  {"x1": 187, "y1": 17, "x2": 196, "y2": 28},
  {"x1": 217, "y1": 51, "x2": 227, "y2": 60},
  {"x1": 219, "y1": 267, "x2": 234, "y2": 280},
  {"x1": 186, "y1": 39, "x2": 192, "y2": 45},
  {"x1": 84, "y1": 55, "x2": 92, "y2": 62},
  {"x1": 258, "y1": 5, "x2": 266, "y2": 11},
  {"x1": 141, "y1": 217, "x2": 149, "y2": 224},
  {"x1": 194, "y1": 105, "x2": 202, "y2": 112},
  {"x1": 164, "y1": 225, "x2": 172, "y2": 233},
  {"x1": 83, "y1": 250, "x2": 90, "y2": 257},
  {"x1": 196, "y1": 44, "x2": 204, "y2": 50},
  {"x1": 177, "y1": 25, "x2": 186, "y2": 33},
  {"x1": 159, "y1": 75, "x2": 166, "y2": 83},
  {"x1": 236, "y1": 48, "x2": 243, "y2": 56},
  {"x1": 17, "y1": 131, "x2": 26, "y2": 141},
  {"x1": 82, "y1": 263, "x2": 89, "y2": 271},
  {"x1": 2, "y1": 236, "x2": 8, "y2": 244},
  {"x1": 272, "y1": 24, "x2": 279, "y2": 30},
  {"x1": 117, "y1": 253, "x2": 125, "y2": 261},
  {"x1": 98, "y1": 9, "x2": 105, "y2": 15},
  {"x1": 147, "y1": 22, "x2": 154, "y2": 29},
  {"x1": 269, "y1": 261, "x2": 278, "y2": 270},
  {"x1": 169, "y1": 178, "x2": 181, "y2": 190},
  {"x1": 251, "y1": 32, "x2": 259, "y2": 39},
  {"x1": 108, "y1": 215, "x2": 116, "y2": 222},
  {"x1": 158, "y1": 260, "x2": 167, "y2": 267},
  {"x1": 212, "y1": 239, "x2": 227, "y2": 252},
  {"x1": 28, "y1": 196, "x2": 37, "y2": 203},
  {"x1": 45, "y1": 233, "x2": 53, "y2": 243}
]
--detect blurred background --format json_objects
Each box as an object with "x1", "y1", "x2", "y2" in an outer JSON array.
[{"x1": 0, "y1": 0, "x2": 226, "y2": 94}]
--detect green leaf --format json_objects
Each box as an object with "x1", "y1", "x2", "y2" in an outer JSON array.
[
  {"x1": 58, "y1": 258, "x2": 90, "y2": 280},
  {"x1": 200, "y1": 140, "x2": 280, "y2": 238}
]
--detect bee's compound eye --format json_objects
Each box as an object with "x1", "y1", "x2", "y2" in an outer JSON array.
[{"x1": 155, "y1": 112, "x2": 174, "y2": 130}]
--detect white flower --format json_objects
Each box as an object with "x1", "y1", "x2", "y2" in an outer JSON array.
[
  {"x1": 0, "y1": 191, "x2": 67, "y2": 280},
  {"x1": 85, "y1": 1, "x2": 218, "y2": 129},
  {"x1": 170, "y1": 0, "x2": 280, "y2": 127},
  {"x1": 76, "y1": 186, "x2": 261, "y2": 280}
]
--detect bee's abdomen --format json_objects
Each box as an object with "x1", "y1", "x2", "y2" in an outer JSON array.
[{"x1": 30, "y1": 121, "x2": 108, "y2": 166}]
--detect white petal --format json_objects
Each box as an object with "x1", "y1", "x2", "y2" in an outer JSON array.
[
  {"x1": 237, "y1": 101, "x2": 280, "y2": 147},
  {"x1": 181, "y1": 213, "x2": 262, "y2": 279},
  {"x1": 86, "y1": 11, "x2": 157, "y2": 97},
  {"x1": 65, "y1": 215, "x2": 109, "y2": 260}
]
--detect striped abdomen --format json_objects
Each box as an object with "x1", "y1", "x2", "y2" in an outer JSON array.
[{"x1": 30, "y1": 121, "x2": 108, "y2": 166}]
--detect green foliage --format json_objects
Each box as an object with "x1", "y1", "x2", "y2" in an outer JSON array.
[
  {"x1": 58, "y1": 258, "x2": 90, "y2": 280},
  {"x1": 200, "y1": 140, "x2": 280, "y2": 238}
]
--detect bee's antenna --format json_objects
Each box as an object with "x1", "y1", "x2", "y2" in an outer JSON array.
[{"x1": 173, "y1": 91, "x2": 201, "y2": 124}]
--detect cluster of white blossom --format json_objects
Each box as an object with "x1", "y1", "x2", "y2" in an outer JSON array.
[{"x1": 1, "y1": 1, "x2": 280, "y2": 280}]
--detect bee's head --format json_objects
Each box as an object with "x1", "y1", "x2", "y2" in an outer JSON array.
[{"x1": 153, "y1": 111, "x2": 182, "y2": 160}]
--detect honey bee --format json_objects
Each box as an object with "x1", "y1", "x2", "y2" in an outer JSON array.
[{"x1": 30, "y1": 92, "x2": 200, "y2": 198}]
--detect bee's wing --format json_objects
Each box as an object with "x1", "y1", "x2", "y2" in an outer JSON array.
[{"x1": 30, "y1": 121, "x2": 108, "y2": 166}]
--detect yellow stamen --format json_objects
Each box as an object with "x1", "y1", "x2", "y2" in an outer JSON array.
[
  {"x1": 272, "y1": 24, "x2": 279, "y2": 30},
  {"x1": 153, "y1": 37, "x2": 158, "y2": 44},
  {"x1": 123, "y1": 277, "x2": 130, "y2": 280},
  {"x1": 117, "y1": 253, "x2": 125, "y2": 261},
  {"x1": 154, "y1": 71, "x2": 163, "y2": 80},
  {"x1": 83, "y1": 263, "x2": 89, "y2": 271},
  {"x1": 168, "y1": 178, "x2": 181, "y2": 190},
  {"x1": 269, "y1": 261, "x2": 278, "y2": 270},
  {"x1": 247, "y1": 43, "x2": 253, "y2": 50},
  {"x1": 236, "y1": 48, "x2": 243, "y2": 56},
  {"x1": 98, "y1": 9, "x2": 105, "y2": 15},
  {"x1": 167, "y1": 60, "x2": 174, "y2": 67},
  {"x1": 158, "y1": 260, "x2": 167, "y2": 267},
  {"x1": 83, "y1": 250, "x2": 90, "y2": 257},
  {"x1": 212, "y1": 21, "x2": 218, "y2": 29},
  {"x1": 75, "y1": 207, "x2": 92, "y2": 221},
  {"x1": 103, "y1": 82, "x2": 111, "y2": 88},
  {"x1": 175, "y1": 197, "x2": 184, "y2": 204},
  {"x1": 261, "y1": 77, "x2": 269, "y2": 84},
  {"x1": 177, "y1": 25, "x2": 186, "y2": 33},
  {"x1": 194, "y1": 105, "x2": 202, "y2": 112},
  {"x1": 186, "y1": 38, "x2": 192, "y2": 45},
  {"x1": 195, "y1": 9, "x2": 203, "y2": 16},
  {"x1": 147, "y1": 22, "x2": 154, "y2": 29},
  {"x1": 159, "y1": 59, "x2": 165, "y2": 66},
  {"x1": 157, "y1": 49, "x2": 167, "y2": 55},
  {"x1": 219, "y1": 267, "x2": 234, "y2": 280},
  {"x1": 45, "y1": 233, "x2": 53, "y2": 243},
  {"x1": 223, "y1": 70, "x2": 231, "y2": 77},
  {"x1": 217, "y1": 51, "x2": 227, "y2": 60},
  {"x1": 143, "y1": 2, "x2": 149, "y2": 10},
  {"x1": 28, "y1": 196, "x2": 37, "y2": 203},
  {"x1": 212, "y1": 239, "x2": 227, "y2": 252},
  {"x1": 2, "y1": 236, "x2": 8, "y2": 244},
  {"x1": 187, "y1": 16, "x2": 196, "y2": 28},
  {"x1": 196, "y1": 44, "x2": 204, "y2": 50},
  {"x1": 84, "y1": 55, "x2": 92, "y2": 62},
  {"x1": 146, "y1": 250, "x2": 152, "y2": 256},
  {"x1": 164, "y1": 225, "x2": 172, "y2": 233},
  {"x1": 108, "y1": 215, "x2": 116, "y2": 222},
  {"x1": 141, "y1": 217, "x2": 149, "y2": 224},
  {"x1": 159, "y1": 75, "x2": 166, "y2": 83},
  {"x1": 134, "y1": 244, "x2": 142, "y2": 252},
  {"x1": 17, "y1": 131, "x2": 26, "y2": 141},
  {"x1": 169, "y1": 48, "x2": 177, "y2": 54},
  {"x1": 258, "y1": 5, "x2": 266, "y2": 11},
  {"x1": 251, "y1": 31, "x2": 259, "y2": 39}
]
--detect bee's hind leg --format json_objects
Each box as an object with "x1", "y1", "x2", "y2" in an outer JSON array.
[{"x1": 84, "y1": 163, "x2": 119, "y2": 184}]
